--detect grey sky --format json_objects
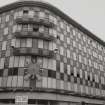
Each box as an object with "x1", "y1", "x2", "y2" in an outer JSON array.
[{"x1": 0, "y1": 0, "x2": 105, "y2": 41}]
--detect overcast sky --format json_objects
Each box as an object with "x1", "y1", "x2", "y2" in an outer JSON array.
[{"x1": 0, "y1": 0, "x2": 105, "y2": 41}]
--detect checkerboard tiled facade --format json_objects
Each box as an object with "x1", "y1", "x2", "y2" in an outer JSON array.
[{"x1": 0, "y1": 0, "x2": 105, "y2": 105}]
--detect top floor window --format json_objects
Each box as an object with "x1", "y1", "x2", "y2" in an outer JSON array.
[{"x1": 23, "y1": 10, "x2": 29, "y2": 14}]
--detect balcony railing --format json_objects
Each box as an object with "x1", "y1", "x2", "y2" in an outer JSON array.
[
  {"x1": 15, "y1": 16, "x2": 55, "y2": 28},
  {"x1": 14, "y1": 31, "x2": 55, "y2": 41},
  {"x1": 13, "y1": 48, "x2": 54, "y2": 58}
]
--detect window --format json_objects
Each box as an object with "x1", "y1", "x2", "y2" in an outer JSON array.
[
  {"x1": 14, "y1": 56, "x2": 19, "y2": 67},
  {"x1": 9, "y1": 56, "x2": 14, "y2": 68},
  {"x1": 49, "y1": 15, "x2": 54, "y2": 22},
  {"x1": 49, "y1": 28, "x2": 53, "y2": 35},
  {"x1": 22, "y1": 24, "x2": 28, "y2": 31},
  {"x1": 60, "y1": 46, "x2": 64, "y2": 55},
  {"x1": 77, "y1": 73, "x2": 80, "y2": 78},
  {"x1": 67, "y1": 49, "x2": 70, "y2": 58},
  {"x1": 0, "y1": 58, "x2": 5, "y2": 69},
  {"x1": 80, "y1": 69, "x2": 82, "y2": 78},
  {"x1": 101, "y1": 77, "x2": 104, "y2": 84},
  {"x1": 60, "y1": 62, "x2": 64, "y2": 73},
  {"x1": 93, "y1": 51, "x2": 97, "y2": 58},
  {"x1": 43, "y1": 41, "x2": 49, "y2": 50},
  {"x1": 42, "y1": 77, "x2": 47, "y2": 88},
  {"x1": 83, "y1": 35, "x2": 86, "y2": 42},
  {"x1": 38, "y1": 39, "x2": 43, "y2": 48},
  {"x1": 52, "y1": 60, "x2": 56, "y2": 71},
  {"x1": 5, "y1": 15, "x2": 9, "y2": 22},
  {"x1": 2, "y1": 15, "x2": 6, "y2": 23},
  {"x1": 33, "y1": 25, "x2": 39, "y2": 32},
  {"x1": 98, "y1": 45, "x2": 102, "y2": 51},
  {"x1": 84, "y1": 57, "x2": 87, "y2": 65},
  {"x1": 0, "y1": 70, "x2": 3, "y2": 77},
  {"x1": 99, "y1": 64, "x2": 103, "y2": 71},
  {"x1": 74, "y1": 67, "x2": 77, "y2": 77},
  {"x1": 15, "y1": 39, "x2": 20, "y2": 48},
  {"x1": 54, "y1": 17, "x2": 57, "y2": 25},
  {"x1": 90, "y1": 73, "x2": 92, "y2": 81},
  {"x1": 99, "y1": 55, "x2": 102, "y2": 61},
  {"x1": 60, "y1": 22, "x2": 64, "y2": 29},
  {"x1": 11, "y1": 39, "x2": 16, "y2": 47},
  {"x1": 14, "y1": 12, "x2": 18, "y2": 19},
  {"x1": 83, "y1": 46, "x2": 87, "y2": 53},
  {"x1": 88, "y1": 48, "x2": 91, "y2": 55},
  {"x1": 73, "y1": 41, "x2": 76, "y2": 48},
  {"x1": 78, "y1": 33, "x2": 81, "y2": 39},
  {"x1": 17, "y1": 25, "x2": 22, "y2": 31},
  {"x1": 29, "y1": 10, "x2": 34, "y2": 17},
  {"x1": 4, "y1": 27, "x2": 8, "y2": 35},
  {"x1": 67, "y1": 25, "x2": 70, "y2": 32},
  {"x1": 12, "y1": 25, "x2": 17, "y2": 33},
  {"x1": 53, "y1": 29, "x2": 57, "y2": 37},
  {"x1": 93, "y1": 62, "x2": 97, "y2": 69},
  {"x1": 85, "y1": 71, "x2": 87, "y2": 80},
  {"x1": 49, "y1": 42, "x2": 53, "y2": 50},
  {"x1": 18, "y1": 11, "x2": 23, "y2": 17},
  {"x1": 19, "y1": 56, "x2": 25, "y2": 67},
  {"x1": 21, "y1": 39, "x2": 26, "y2": 47},
  {"x1": 23, "y1": 10, "x2": 29, "y2": 14},
  {"x1": 47, "y1": 59, "x2": 52, "y2": 70},
  {"x1": 60, "y1": 34, "x2": 64, "y2": 41},
  {"x1": 79, "y1": 44, "x2": 82, "y2": 50},
  {"x1": 0, "y1": 17, "x2": 1, "y2": 23},
  {"x1": 79, "y1": 55, "x2": 82, "y2": 63},
  {"x1": 42, "y1": 58, "x2": 47, "y2": 68},
  {"x1": 39, "y1": 26, "x2": 44, "y2": 33},
  {"x1": 72, "y1": 29, "x2": 76, "y2": 36},
  {"x1": 60, "y1": 73, "x2": 64, "y2": 80},
  {"x1": 39, "y1": 12, "x2": 45, "y2": 19},
  {"x1": 8, "y1": 68, "x2": 13, "y2": 76},
  {"x1": 28, "y1": 24, "x2": 33, "y2": 31},
  {"x1": 60, "y1": 80, "x2": 64, "y2": 89},
  {"x1": 44, "y1": 27, "x2": 49, "y2": 33},
  {"x1": 2, "y1": 41, "x2": 7, "y2": 50},
  {"x1": 52, "y1": 42, "x2": 56, "y2": 50},
  {"x1": 26, "y1": 38, "x2": 32, "y2": 47},
  {"x1": 88, "y1": 59, "x2": 92, "y2": 67},
  {"x1": 73, "y1": 52, "x2": 76, "y2": 61},
  {"x1": 13, "y1": 68, "x2": 18, "y2": 75},
  {"x1": 67, "y1": 65, "x2": 70, "y2": 75},
  {"x1": 67, "y1": 37, "x2": 70, "y2": 44}
]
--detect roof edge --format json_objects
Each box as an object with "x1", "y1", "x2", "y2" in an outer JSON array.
[{"x1": 0, "y1": 0, "x2": 104, "y2": 46}]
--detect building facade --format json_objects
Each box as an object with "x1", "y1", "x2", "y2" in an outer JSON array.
[{"x1": 0, "y1": 0, "x2": 105, "y2": 105}]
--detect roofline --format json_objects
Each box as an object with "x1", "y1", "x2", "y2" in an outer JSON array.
[{"x1": 0, "y1": 0, "x2": 104, "y2": 46}]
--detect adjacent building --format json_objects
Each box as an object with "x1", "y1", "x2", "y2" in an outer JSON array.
[{"x1": 0, "y1": 0, "x2": 105, "y2": 105}]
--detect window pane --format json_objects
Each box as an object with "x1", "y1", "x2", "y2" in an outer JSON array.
[
  {"x1": 26, "y1": 38, "x2": 32, "y2": 47},
  {"x1": 2, "y1": 41, "x2": 7, "y2": 50}
]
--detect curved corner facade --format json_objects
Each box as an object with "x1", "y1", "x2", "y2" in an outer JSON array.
[{"x1": 0, "y1": 1, "x2": 105, "y2": 105}]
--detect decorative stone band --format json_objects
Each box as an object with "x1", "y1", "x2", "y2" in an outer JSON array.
[
  {"x1": 13, "y1": 48, "x2": 55, "y2": 58},
  {"x1": 14, "y1": 31, "x2": 55, "y2": 41},
  {"x1": 15, "y1": 16, "x2": 55, "y2": 28}
]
